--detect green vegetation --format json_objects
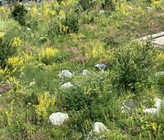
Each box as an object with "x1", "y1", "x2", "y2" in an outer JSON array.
[{"x1": 0, "y1": 0, "x2": 164, "y2": 139}]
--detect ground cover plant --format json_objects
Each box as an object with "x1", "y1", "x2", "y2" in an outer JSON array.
[{"x1": 0, "y1": 0, "x2": 164, "y2": 139}]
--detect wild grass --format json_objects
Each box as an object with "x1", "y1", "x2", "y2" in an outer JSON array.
[{"x1": 0, "y1": 0, "x2": 164, "y2": 139}]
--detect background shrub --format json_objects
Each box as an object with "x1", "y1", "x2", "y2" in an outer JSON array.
[
  {"x1": 11, "y1": 4, "x2": 28, "y2": 26},
  {"x1": 113, "y1": 41, "x2": 155, "y2": 93}
]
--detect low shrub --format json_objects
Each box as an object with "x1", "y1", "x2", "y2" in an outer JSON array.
[
  {"x1": 113, "y1": 41, "x2": 156, "y2": 93},
  {"x1": 58, "y1": 74, "x2": 121, "y2": 136},
  {"x1": 11, "y1": 4, "x2": 28, "y2": 26}
]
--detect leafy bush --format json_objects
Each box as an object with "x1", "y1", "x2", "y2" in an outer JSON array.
[
  {"x1": 58, "y1": 74, "x2": 121, "y2": 135},
  {"x1": 49, "y1": 11, "x2": 79, "y2": 35},
  {"x1": 11, "y1": 4, "x2": 28, "y2": 26},
  {"x1": 113, "y1": 41, "x2": 155, "y2": 93},
  {"x1": 64, "y1": 12, "x2": 79, "y2": 34}
]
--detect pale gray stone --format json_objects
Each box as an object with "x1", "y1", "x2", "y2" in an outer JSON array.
[
  {"x1": 82, "y1": 69, "x2": 90, "y2": 76},
  {"x1": 49, "y1": 112, "x2": 69, "y2": 126},
  {"x1": 59, "y1": 70, "x2": 73, "y2": 78},
  {"x1": 154, "y1": 97, "x2": 162, "y2": 109},
  {"x1": 61, "y1": 82, "x2": 73, "y2": 88},
  {"x1": 95, "y1": 63, "x2": 106, "y2": 71},
  {"x1": 93, "y1": 122, "x2": 108, "y2": 133},
  {"x1": 155, "y1": 71, "x2": 164, "y2": 77},
  {"x1": 143, "y1": 108, "x2": 159, "y2": 114}
]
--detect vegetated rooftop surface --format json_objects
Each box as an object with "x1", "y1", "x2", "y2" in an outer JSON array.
[{"x1": 0, "y1": 0, "x2": 164, "y2": 139}]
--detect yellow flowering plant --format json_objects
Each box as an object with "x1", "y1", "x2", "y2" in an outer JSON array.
[
  {"x1": 12, "y1": 37, "x2": 22, "y2": 47},
  {"x1": 7, "y1": 56, "x2": 24, "y2": 71},
  {"x1": 38, "y1": 47, "x2": 59, "y2": 65},
  {"x1": 34, "y1": 92, "x2": 56, "y2": 122},
  {"x1": 82, "y1": 39, "x2": 109, "y2": 62},
  {"x1": 115, "y1": 0, "x2": 131, "y2": 16},
  {"x1": 151, "y1": 0, "x2": 163, "y2": 10},
  {"x1": 0, "y1": 32, "x2": 5, "y2": 38}
]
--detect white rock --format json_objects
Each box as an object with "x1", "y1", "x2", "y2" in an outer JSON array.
[
  {"x1": 99, "y1": 10, "x2": 105, "y2": 15},
  {"x1": 93, "y1": 122, "x2": 108, "y2": 133},
  {"x1": 29, "y1": 79, "x2": 36, "y2": 87},
  {"x1": 19, "y1": 72, "x2": 25, "y2": 78},
  {"x1": 26, "y1": 27, "x2": 31, "y2": 31},
  {"x1": 49, "y1": 112, "x2": 69, "y2": 126},
  {"x1": 95, "y1": 63, "x2": 106, "y2": 71},
  {"x1": 123, "y1": 99, "x2": 139, "y2": 110},
  {"x1": 61, "y1": 82, "x2": 73, "y2": 89},
  {"x1": 146, "y1": 7, "x2": 152, "y2": 10},
  {"x1": 154, "y1": 97, "x2": 162, "y2": 109},
  {"x1": 155, "y1": 71, "x2": 164, "y2": 77},
  {"x1": 59, "y1": 70, "x2": 73, "y2": 78},
  {"x1": 82, "y1": 69, "x2": 90, "y2": 76},
  {"x1": 143, "y1": 108, "x2": 159, "y2": 114}
]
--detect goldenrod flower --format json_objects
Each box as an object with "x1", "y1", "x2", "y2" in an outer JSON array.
[
  {"x1": 39, "y1": 47, "x2": 59, "y2": 64},
  {"x1": 0, "y1": 69, "x2": 5, "y2": 75},
  {"x1": 12, "y1": 37, "x2": 22, "y2": 46},
  {"x1": 44, "y1": 47, "x2": 58, "y2": 58},
  {"x1": 0, "y1": 32, "x2": 5, "y2": 38},
  {"x1": 7, "y1": 56, "x2": 24, "y2": 68},
  {"x1": 34, "y1": 92, "x2": 56, "y2": 121}
]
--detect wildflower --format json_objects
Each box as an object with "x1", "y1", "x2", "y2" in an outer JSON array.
[
  {"x1": 7, "y1": 56, "x2": 24, "y2": 68},
  {"x1": 39, "y1": 47, "x2": 59, "y2": 64},
  {"x1": 59, "y1": 10, "x2": 65, "y2": 19},
  {"x1": 0, "y1": 69, "x2": 5, "y2": 75},
  {"x1": 40, "y1": 47, "x2": 58, "y2": 59},
  {"x1": 0, "y1": 32, "x2": 5, "y2": 38},
  {"x1": 12, "y1": 37, "x2": 22, "y2": 46},
  {"x1": 34, "y1": 92, "x2": 56, "y2": 121}
]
